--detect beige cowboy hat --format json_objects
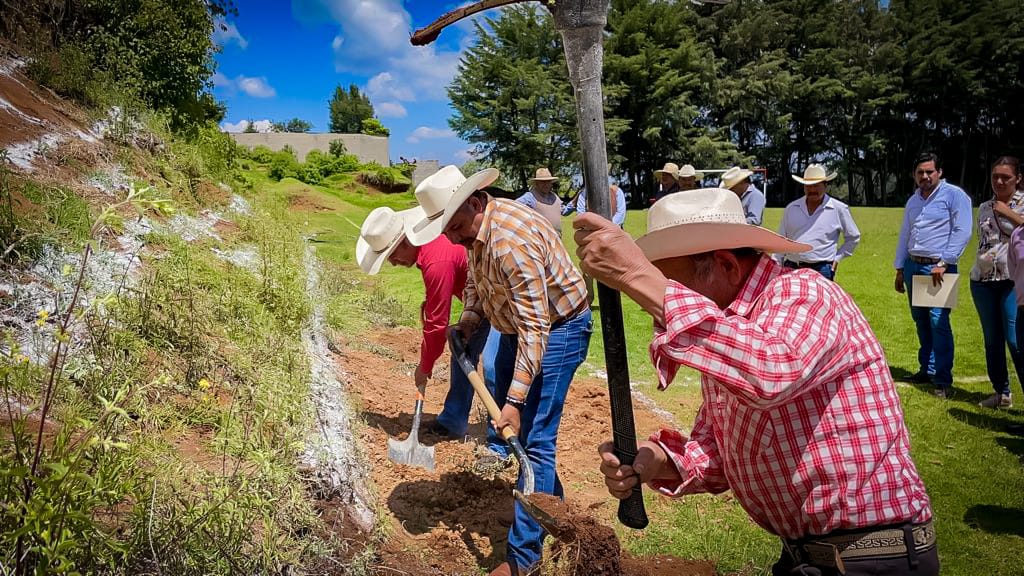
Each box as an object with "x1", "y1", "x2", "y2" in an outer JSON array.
[
  {"x1": 406, "y1": 164, "x2": 500, "y2": 246},
  {"x1": 636, "y1": 188, "x2": 810, "y2": 262},
  {"x1": 653, "y1": 162, "x2": 680, "y2": 178},
  {"x1": 720, "y1": 166, "x2": 754, "y2": 189},
  {"x1": 356, "y1": 206, "x2": 420, "y2": 275},
  {"x1": 529, "y1": 167, "x2": 558, "y2": 183},
  {"x1": 792, "y1": 164, "x2": 837, "y2": 185},
  {"x1": 676, "y1": 164, "x2": 704, "y2": 179}
]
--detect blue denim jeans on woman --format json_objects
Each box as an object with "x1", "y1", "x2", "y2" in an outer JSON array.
[
  {"x1": 903, "y1": 258, "x2": 957, "y2": 388},
  {"x1": 970, "y1": 280, "x2": 1024, "y2": 396},
  {"x1": 491, "y1": 310, "x2": 593, "y2": 572}
]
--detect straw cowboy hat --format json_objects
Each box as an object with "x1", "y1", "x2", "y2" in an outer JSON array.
[
  {"x1": 720, "y1": 166, "x2": 754, "y2": 189},
  {"x1": 636, "y1": 188, "x2": 810, "y2": 262},
  {"x1": 356, "y1": 206, "x2": 420, "y2": 275},
  {"x1": 529, "y1": 167, "x2": 558, "y2": 183},
  {"x1": 653, "y1": 162, "x2": 680, "y2": 178},
  {"x1": 792, "y1": 164, "x2": 837, "y2": 185},
  {"x1": 406, "y1": 164, "x2": 499, "y2": 246},
  {"x1": 676, "y1": 164, "x2": 704, "y2": 179}
]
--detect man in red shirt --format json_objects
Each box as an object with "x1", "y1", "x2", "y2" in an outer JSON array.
[
  {"x1": 574, "y1": 188, "x2": 938, "y2": 576},
  {"x1": 357, "y1": 206, "x2": 495, "y2": 445}
]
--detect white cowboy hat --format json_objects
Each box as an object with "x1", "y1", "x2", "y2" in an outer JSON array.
[
  {"x1": 356, "y1": 206, "x2": 421, "y2": 275},
  {"x1": 406, "y1": 164, "x2": 499, "y2": 246},
  {"x1": 792, "y1": 164, "x2": 837, "y2": 185},
  {"x1": 529, "y1": 167, "x2": 558, "y2": 183},
  {"x1": 653, "y1": 162, "x2": 680, "y2": 178},
  {"x1": 676, "y1": 164, "x2": 704, "y2": 179},
  {"x1": 720, "y1": 166, "x2": 754, "y2": 189},
  {"x1": 636, "y1": 188, "x2": 810, "y2": 261}
]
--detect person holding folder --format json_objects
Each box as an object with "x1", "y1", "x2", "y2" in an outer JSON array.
[{"x1": 893, "y1": 153, "x2": 973, "y2": 398}]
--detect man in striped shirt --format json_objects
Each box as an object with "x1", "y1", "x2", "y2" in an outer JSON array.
[
  {"x1": 574, "y1": 188, "x2": 937, "y2": 576},
  {"x1": 408, "y1": 166, "x2": 592, "y2": 576}
]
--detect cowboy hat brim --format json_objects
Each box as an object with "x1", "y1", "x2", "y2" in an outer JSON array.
[
  {"x1": 529, "y1": 176, "x2": 558, "y2": 182},
  {"x1": 677, "y1": 172, "x2": 704, "y2": 180},
  {"x1": 357, "y1": 208, "x2": 423, "y2": 275},
  {"x1": 791, "y1": 172, "x2": 837, "y2": 185},
  {"x1": 406, "y1": 168, "x2": 499, "y2": 246},
  {"x1": 636, "y1": 222, "x2": 811, "y2": 262},
  {"x1": 653, "y1": 170, "x2": 676, "y2": 178}
]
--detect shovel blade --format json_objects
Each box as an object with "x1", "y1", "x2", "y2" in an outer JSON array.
[
  {"x1": 387, "y1": 436, "x2": 436, "y2": 471},
  {"x1": 514, "y1": 490, "x2": 567, "y2": 538}
]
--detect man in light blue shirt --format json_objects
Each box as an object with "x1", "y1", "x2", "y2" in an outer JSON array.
[
  {"x1": 565, "y1": 183, "x2": 626, "y2": 227},
  {"x1": 894, "y1": 153, "x2": 973, "y2": 396},
  {"x1": 721, "y1": 166, "x2": 766, "y2": 225},
  {"x1": 778, "y1": 164, "x2": 861, "y2": 281}
]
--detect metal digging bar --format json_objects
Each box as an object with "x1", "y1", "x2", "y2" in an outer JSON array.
[{"x1": 414, "y1": 0, "x2": 648, "y2": 530}]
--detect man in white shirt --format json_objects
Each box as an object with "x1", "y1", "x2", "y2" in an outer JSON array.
[{"x1": 777, "y1": 164, "x2": 861, "y2": 281}]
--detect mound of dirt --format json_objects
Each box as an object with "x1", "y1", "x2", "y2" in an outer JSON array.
[
  {"x1": 526, "y1": 493, "x2": 716, "y2": 576},
  {"x1": 331, "y1": 326, "x2": 715, "y2": 574}
]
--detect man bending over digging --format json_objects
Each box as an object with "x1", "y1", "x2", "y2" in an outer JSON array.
[
  {"x1": 575, "y1": 188, "x2": 937, "y2": 576},
  {"x1": 407, "y1": 165, "x2": 592, "y2": 576}
]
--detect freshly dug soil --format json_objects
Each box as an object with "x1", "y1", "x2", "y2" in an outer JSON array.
[
  {"x1": 524, "y1": 493, "x2": 716, "y2": 576},
  {"x1": 335, "y1": 326, "x2": 717, "y2": 575},
  {"x1": 527, "y1": 493, "x2": 622, "y2": 574}
]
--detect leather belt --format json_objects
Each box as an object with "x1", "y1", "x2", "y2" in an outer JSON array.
[
  {"x1": 909, "y1": 255, "x2": 940, "y2": 264},
  {"x1": 785, "y1": 259, "x2": 832, "y2": 268},
  {"x1": 783, "y1": 521, "x2": 936, "y2": 570}
]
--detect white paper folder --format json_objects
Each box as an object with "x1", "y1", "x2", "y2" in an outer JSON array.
[{"x1": 911, "y1": 273, "x2": 959, "y2": 309}]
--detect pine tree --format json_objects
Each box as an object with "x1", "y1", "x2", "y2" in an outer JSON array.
[{"x1": 328, "y1": 84, "x2": 374, "y2": 133}]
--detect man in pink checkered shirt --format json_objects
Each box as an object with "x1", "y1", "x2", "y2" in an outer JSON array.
[{"x1": 574, "y1": 188, "x2": 937, "y2": 576}]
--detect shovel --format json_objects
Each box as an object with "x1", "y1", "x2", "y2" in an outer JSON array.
[
  {"x1": 387, "y1": 381, "x2": 435, "y2": 471},
  {"x1": 448, "y1": 330, "x2": 563, "y2": 534}
]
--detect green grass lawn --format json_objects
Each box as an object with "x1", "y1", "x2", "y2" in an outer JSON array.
[{"x1": 260, "y1": 172, "x2": 1024, "y2": 575}]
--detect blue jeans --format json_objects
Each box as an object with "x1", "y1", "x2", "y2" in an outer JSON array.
[
  {"x1": 904, "y1": 258, "x2": 957, "y2": 387},
  {"x1": 970, "y1": 280, "x2": 1024, "y2": 395},
  {"x1": 481, "y1": 326, "x2": 507, "y2": 456},
  {"x1": 783, "y1": 260, "x2": 835, "y2": 280},
  {"x1": 492, "y1": 310, "x2": 593, "y2": 572},
  {"x1": 437, "y1": 321, "x2": 500, "y2": 452}
]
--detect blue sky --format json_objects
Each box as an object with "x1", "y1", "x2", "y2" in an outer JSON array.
[{"x1": 213, "y1": 0, "x2": 482, "y2": 166}]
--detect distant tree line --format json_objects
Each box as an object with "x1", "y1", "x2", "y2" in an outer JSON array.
[{"x1": 449, "y1": 0, "x2": 1024, "y2": 205}]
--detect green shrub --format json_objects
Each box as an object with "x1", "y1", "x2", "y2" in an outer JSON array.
[
  {"x1": 357, "y1": 162, "x2": 411, "y2": 192},
  {"x1": 246, "y1": 146, "x2": 276, "y2": 164},
  {"x1": 360, "y1": 118, "x2": 390, "y2": 137},
  {"x1": 328, "y1": 139, "x2": 347, "y2": 157}
]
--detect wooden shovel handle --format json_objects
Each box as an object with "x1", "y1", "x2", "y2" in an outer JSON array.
[{"x1": 448, "y1": 330, "x2": 515, "y2": 442}]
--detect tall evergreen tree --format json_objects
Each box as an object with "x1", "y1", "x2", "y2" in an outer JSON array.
[
  {"x1": 328, "y1": 84, "x2": 374, "y2": 133},
  {"x1": 448, "y1": 5, "x2": 578, "y2": 191}
]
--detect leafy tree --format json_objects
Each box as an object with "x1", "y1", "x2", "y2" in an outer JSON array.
[
  {"x1": 328, "y1": 84, "x2": 375, "y2": 133},
  {"x1": 360, "y1": 117, "x2": 390, "y2": 136},
  {"x1": 243, "y1": 119, "x2": 258, "y2": 133},
  {"x1": 448, "y1": 4, "x2": 579, "y2": 190},
  {"x1": 272, "y1": 118, "x2": 313, "y2": 133},
  {"x1": 604, "y1": 0, "x2": 739, "y2": 203}
]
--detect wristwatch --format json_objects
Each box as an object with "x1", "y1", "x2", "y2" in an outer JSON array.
[{"x1": 935, "y1": 261, "x2": 948, "y2": 269}]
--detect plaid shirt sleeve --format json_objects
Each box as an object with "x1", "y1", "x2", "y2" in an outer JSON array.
[
  {"x1": 651, "y1": 276, "x2": 849, "y2": 409},
  {"x1": 496, "y1": 236, "x2": 551, "y2": 403},
  {"x1": 649, "y1": 401, "x2": 729, "y2": 496}
]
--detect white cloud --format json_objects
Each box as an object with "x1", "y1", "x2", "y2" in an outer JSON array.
[
  {"x1": 212, "y1": 74, "x2": 277, "y2": 98},
  {"x1": 237, "y1": 76, "x2": 276, "y2": 98},
  {"x1": 211, "y1": 72, "x2": 231, "y2": 87},
  {"x1": 213, "y1": 18, "x2": 248, "y2": 49},
  {"x1": 377, "y1": 102, "x2": 408, "y2": 118},
  {"x1": 294, "y1": 0, "x2": 466, "y2": 102},
  {"x1": 453, "y1": 148, "x2": 475, "y2": 163},
  {"x1": 407, "y1": 126, "x2": 455, "y2": 143},
  {"x1": 367, "y1": 72, "x2": 415, "y2": 102},
  {"x1": 221, "y1": 119, "x2": 275, "y2": 133}
]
